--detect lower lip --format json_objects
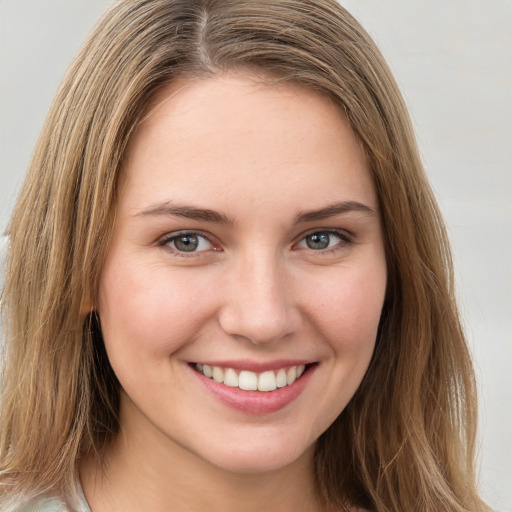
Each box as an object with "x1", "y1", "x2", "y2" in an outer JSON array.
[{"x1": 190, "y1": 365, "x2": 317, "y2": 414}]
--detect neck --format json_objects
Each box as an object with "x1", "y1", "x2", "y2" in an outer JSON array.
[{"x1": 80, "y1": 400, "x2": 328, "y2": 512}]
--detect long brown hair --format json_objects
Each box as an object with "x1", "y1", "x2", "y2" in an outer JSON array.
[{"x1": 0, "y1": 1, "x2": 489, "y2": 510}]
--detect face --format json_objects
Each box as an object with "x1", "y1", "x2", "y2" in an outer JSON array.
[{"x1": 98, "y1": 73, "x2": 387, "y2": 475}]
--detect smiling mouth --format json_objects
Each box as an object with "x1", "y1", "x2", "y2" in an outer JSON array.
[{"x1": 192, "y1": 363, "x2": 315, "y2": 392}]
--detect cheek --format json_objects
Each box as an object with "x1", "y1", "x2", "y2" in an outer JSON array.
[
  {"x1": 292, "y1": 261, "x2": 386, "y2": 433},
  {"x1": 98, "y1": 256, "x2": 217, "y2": 360},
  {"x1": 305, "y1": 262, "x2": 386, "y2": 355}
]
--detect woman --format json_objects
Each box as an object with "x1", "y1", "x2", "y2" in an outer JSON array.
[{"x1": 0, "y1": 0, "x2": 490, "y2": 511}]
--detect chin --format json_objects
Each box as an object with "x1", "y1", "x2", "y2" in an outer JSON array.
[{"x1": 195, "y1": 434, "x2": 316, "y2": 476}]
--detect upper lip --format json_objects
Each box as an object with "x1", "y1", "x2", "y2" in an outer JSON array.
[{"x1": 190, "y1": 359, "x2": 315, "y2": 372}]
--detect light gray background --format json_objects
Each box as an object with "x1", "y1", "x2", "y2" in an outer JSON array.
[{"x1": 1, "y1": 1, "x2": 511, "y2": 509}]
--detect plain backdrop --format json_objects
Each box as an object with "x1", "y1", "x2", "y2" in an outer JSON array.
[{"x1": 1, "y1": 1, "x2": 511, "y2": 510}]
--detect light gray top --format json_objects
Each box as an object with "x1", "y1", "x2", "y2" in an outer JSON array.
[{"x1": 11, "y1": 492, "x2": 91, "y2": 512}]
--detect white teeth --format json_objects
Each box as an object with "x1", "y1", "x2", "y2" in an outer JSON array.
[
  {"x1": 195, "y1": 363, "x2": 309, "y2": 392},
  {"x1": 239, "y1": 370, "x2": 258, "y2": 391},
  {"x1": 276, "y1": 368, "x2": 287, "y2": 388},
  {"x1": 202, "y1": 364, "x2": 213, "y2": 378},
  {"x1": 212, "y1": 366, "x2": 224, "y2": 383},
  {"x1": 224, "y1": 368, "x2": 239, "y2": 387},
  {"x1": 286, "y1": 366, "x2": 297, "y2": 385},
  {"x1": 258, "y1": 371, "x2": 277, "y2": 392}
]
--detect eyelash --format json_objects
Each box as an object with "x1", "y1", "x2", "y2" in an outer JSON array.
[
  {"x1": 157, "y1": 229, "x2": 353, "y2": 257},
  {"x1": 295, "y1": 229, "x2": 353, "y2": 255},
  {"x1": 158, "y1": 230, "x2": 216, "y2": 257}
]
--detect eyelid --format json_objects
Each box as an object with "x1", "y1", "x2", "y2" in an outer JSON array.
[
  {"x1": 293, "y1": 228, "x2": 353, "y2": 251},
  {"x1": 157, "y1": 230, "x2": 220, "y2": 255},
  {"x1": 156, "y1": 228, "x2": 352, "y2": 257}
]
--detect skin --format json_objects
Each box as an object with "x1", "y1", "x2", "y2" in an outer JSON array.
[{"x1": 81, "y1": 72, "x2": 387, "y2": 512}]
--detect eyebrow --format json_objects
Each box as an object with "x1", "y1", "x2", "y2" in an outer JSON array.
[
  {"x1": 135, "y1": 200, "x2": 376, "y2": 224},
  {"x1": 293, "y1": 201, "x2": 376, "y2": 224},
  {"x1": 135, "y1": 201, "x2": 233, "y2": 224}
]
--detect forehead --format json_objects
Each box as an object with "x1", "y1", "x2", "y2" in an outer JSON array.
[{"x1": 120, "y1": 72, "x2": 376, "y2": 215}]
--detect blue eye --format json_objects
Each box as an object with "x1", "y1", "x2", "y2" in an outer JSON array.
[
  {"x1": 296, "y1": 231, "x2": 349, "y2": 251},
  {"x1": 161, "y1": 232, "x2": 213, "y2": 253}
]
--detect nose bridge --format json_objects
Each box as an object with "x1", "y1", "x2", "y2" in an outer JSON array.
[{"x1": 219, "y1": 245, "x2": 300, "y2": 344}]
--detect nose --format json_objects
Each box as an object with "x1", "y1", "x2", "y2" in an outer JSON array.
[{"x1": 218, "y1": 250, "x2": 301, "y2": 345}]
